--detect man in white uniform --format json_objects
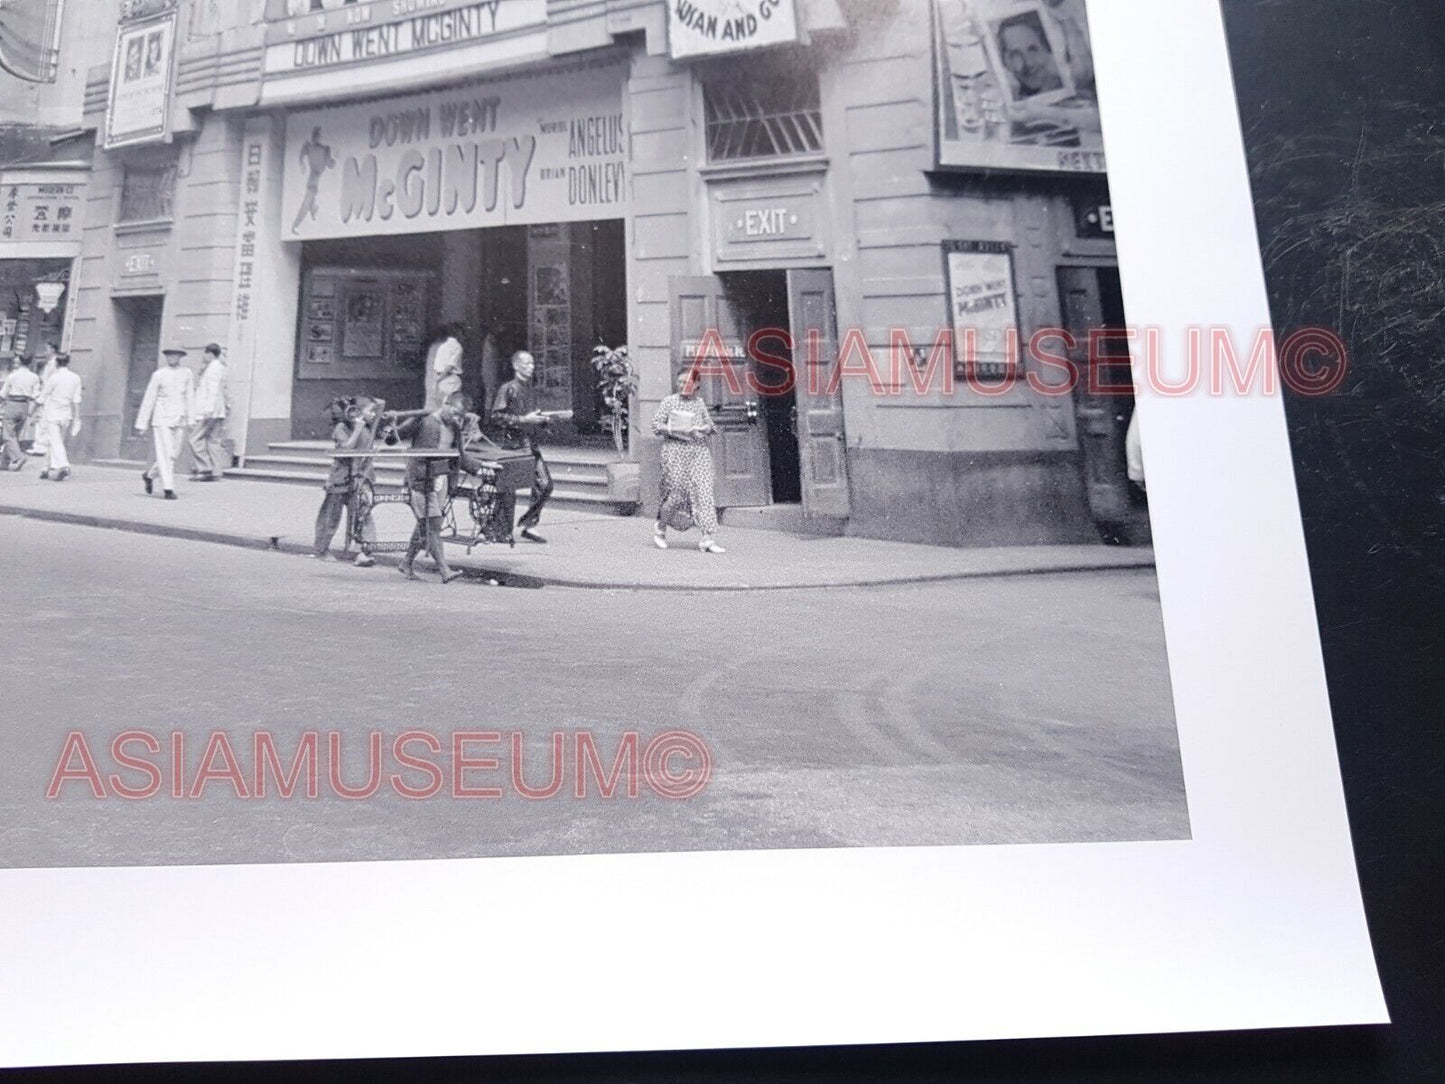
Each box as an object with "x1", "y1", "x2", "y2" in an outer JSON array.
[
  {"x1": 27, "y1": 341, "x2": 60, "y2": 459},
  {"x1": 136, "y1": 347, "x2": 195, "y2": 500},
  {"x1": 188, "y1": 342, "x2": 228, "y2": 481},
  {"x1": 0, "y1": 356, "x2": 41, "y2": 470},
  {"x1": 36, "y1": 353, "x2": 82, "y2": 481}
]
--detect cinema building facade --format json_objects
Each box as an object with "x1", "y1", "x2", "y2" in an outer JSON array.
[{"x1": 63, "y1": 0, "x2": 1140, "y2": 547}]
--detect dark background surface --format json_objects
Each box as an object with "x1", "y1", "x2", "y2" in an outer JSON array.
[{"x1": 6, "y1": 0, "x2": 1443, "y2": 1080}]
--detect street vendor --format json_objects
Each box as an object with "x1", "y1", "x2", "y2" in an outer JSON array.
[
  {"x1": 313, "y1": 395, "x2": 385, "y2": 565},
  {"x1": 389, "y1": 392, "x2": 491, "y2": 583}
]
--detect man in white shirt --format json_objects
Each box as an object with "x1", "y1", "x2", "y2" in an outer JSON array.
[
  {"x1": 27, "y1": 341, "x2": 60, "y2": 459},
  {"x1": 136, "y1": 348, "x2": 195, "y2": 500},
  {"x1": 188, "y1": 341, "x2": 228, "y2": 482},
  {"x1": 0, "y1": 356, "x2": 41, "y2": 470},
  {"x1": 424, "y1": 326, "x2": 464, "y2": 411},
  {"x1": 36, "y1": 353, "x2": 82, "y2": 481}
]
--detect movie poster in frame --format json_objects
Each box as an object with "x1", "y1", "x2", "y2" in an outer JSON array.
[
  {"x1": 105, "y1": 11, "x2": 178, "y2": 149},
  {"x1": 933, "y1": 0, "x2": 1107, "y2": 173}
]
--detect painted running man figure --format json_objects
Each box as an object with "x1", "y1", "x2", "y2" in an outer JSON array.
[{"x1": 292, "y1": 127, "x2": 335, "y2": 234}]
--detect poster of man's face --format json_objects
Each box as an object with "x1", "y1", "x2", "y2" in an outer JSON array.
[
  {"x1": 123, "y1": 38, "x2": 142, "y2": 82},
  {"x1": 992, "y1": 9, "x2": 1070, "y2": 102},
  {"x1": 143, "y1": 31, "x2": 164, "y2": 77}
]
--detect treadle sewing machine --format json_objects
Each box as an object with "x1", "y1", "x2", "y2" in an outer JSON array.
[{"x1": 329, "y1": 445, "x2": 535, "y2": 556}]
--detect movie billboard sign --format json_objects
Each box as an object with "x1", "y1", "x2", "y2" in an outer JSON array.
[
  {"x1": 280, "y1": 64, "x2": 628, "y2": 241},
  {"x1": 934, "y1": 0, "x2": 1106, "y2": 173},
  {"x1": 105, "y1": 11, "x2": 177, "y2": 149}
]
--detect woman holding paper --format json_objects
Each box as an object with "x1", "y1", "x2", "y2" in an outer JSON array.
[{"x1": 651, "y1": 363, "x2": 723, "y2": 554}]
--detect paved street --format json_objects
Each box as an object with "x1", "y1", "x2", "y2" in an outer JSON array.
[{"x1": 0, "y1": 520, "x2": 1189, "y2": 868}]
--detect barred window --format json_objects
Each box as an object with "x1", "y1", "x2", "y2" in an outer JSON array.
[
  {"x1": 119, "y1": 163, "x2": 177, "y2": 222},
  {"x1": 704, "y1": 61, "x2": 823, "y2": 162}
]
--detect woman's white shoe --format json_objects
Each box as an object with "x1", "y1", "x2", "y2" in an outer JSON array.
[
  {"x1": 653, "y1": 527, "x2": 668, "y2": 550},
  {"x1": 699, "y1": 540, "x2": 726, "y2": 554}
]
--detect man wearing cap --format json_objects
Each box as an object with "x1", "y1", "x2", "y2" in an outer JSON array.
[
  {"x1": 189, "y1": 342, "x2": 228, "y2": 482},
  {"x1": 136, "y1": 347, "x2": 195, "y2": 500},
  {"x1": 0, "y1": 356, "x2": 41, "y2": 470},
  {"x1": 36, "y1": 353, "x2": 82, "y2": 481}
]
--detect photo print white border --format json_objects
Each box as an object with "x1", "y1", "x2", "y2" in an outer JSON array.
[{"x1": 0, "y1": 0, "x2": 1386, "y2": 1066}]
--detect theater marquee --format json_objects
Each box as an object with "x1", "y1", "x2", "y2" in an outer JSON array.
[
  {"x1": 280, "y1": 65, "x2": 629, "y2": 241},
  {"x1": 263, "y1": 0, "x2": 546, "y2": 76},
  {"x1": 933, "y1": 0, "x2": 1106, "y2": 173}
]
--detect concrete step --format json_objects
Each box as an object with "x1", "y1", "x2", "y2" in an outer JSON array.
[
  {"x1": 267, "y1": 439, "x2": 622, "y2": 466},
  {"x1": 243, "y1": 453, "x2": 609, "y2": 489}
]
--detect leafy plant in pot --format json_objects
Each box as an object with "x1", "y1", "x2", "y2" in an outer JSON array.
[{"x1": 591, "y1": 343, "x2": 638, "y2": 456}]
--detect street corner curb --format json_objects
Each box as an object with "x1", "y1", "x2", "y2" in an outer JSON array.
[
  {"x1": 0, "y1": 503, "x2": 1154, "y2": 592},
  {"x1": 0, "y1": 503, "x2": 308, "y2": 557}
]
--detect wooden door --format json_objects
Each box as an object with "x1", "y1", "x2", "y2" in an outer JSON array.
[
  {"x1": 787, "y1": 269, "x2": 850, "y2": 520},
  {"x1": 119, "y1": 297, "x2": 162, "y2": 461},
  {"x1": 670, "y1": 276, "x2": 770, "y2": 507},
  {"x1": 1058, "y1": 266, "x2": 1141, "y2": 535}
]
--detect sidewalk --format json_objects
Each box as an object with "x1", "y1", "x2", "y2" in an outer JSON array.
[{"x1": 0, "y1": 464, "x2": 1154, "y2": 591}]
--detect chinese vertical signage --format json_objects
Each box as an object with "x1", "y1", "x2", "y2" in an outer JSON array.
[
  {"x1": 667, "y1": 0, "x2": 799, "y2": 58},
  {"x1": 226, "y1": 120, "x2": 273, "y2": 459},
  {"x1": 933, "y1": 0, "x2": 1106, "y2": 173},
  {"x1": 945, "y1": 240, "x2": 1019, "y2": 378},
  {"x1": 1, "y1": 183, "x2": 83, "y2": 241},
  {"x1": 105, "y1": 10, "x2": 178, "y2": 149}
]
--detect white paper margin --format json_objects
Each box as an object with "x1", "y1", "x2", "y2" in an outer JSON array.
[{"x1": 0, "y1": 0, "x2": 1387, "y2": 1066}]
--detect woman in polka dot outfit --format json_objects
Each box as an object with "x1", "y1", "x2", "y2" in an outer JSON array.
[{"x1": 651, "y1": 363, "x2": 725, "y2": 554}]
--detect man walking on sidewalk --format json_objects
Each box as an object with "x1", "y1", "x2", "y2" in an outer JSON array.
[
  {"x1": 36, "y1": 353, "x2": 82, "y2": 481},
  {"x1": 26, "y1": 341, "x2": 60, "y2": 460},
  {"x1": 0, "y1": 356, "x2": 40, "y2": 470},
  {"x1": 136, "y1": 348, "x2": 195, "y2": 500},
  {"x1": 491, "y1": 350, "x2": 554, "y2": 544},
  {"x1": 189, "y1": 342, "x2": 228, "y2": 482}
]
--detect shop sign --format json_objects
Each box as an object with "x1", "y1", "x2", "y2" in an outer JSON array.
[
  {"x1": 668, "y1": 0, "x2": 798, "y2": 58},
  {"x1": 933, "y1": 0, "x2": 1106, "y2": 174},
  {"x1": 944, "y1": 240, "x2": 1020, "y2": 379},
  {"x1": 1, "y1": 182, "x2": 85, "y2": 242},
  {"x1": 281, "y1": 64, "x2": 628, "y2": 241},
  {"x1": 227, "y1": 120, "x2": 276, "y2": 459},
  {"x1": 264, "y1": 0, "x2": 545, "y2": 76},
  {"x1": 105, "y1": 11, "x2": 177, "y2": 149}
]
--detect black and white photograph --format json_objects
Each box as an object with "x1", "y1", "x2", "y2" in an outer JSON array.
[{"x1": 0, "y1": 0, "x2": 1406, "y2": 1072}]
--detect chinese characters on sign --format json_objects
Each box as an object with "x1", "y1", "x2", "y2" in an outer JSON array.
[
  {"x1": 106, "y1": 12, "x2": 177, "y2": 148},
  {"x1": 945, "y1": 240, "x2": 1020, "y2": 379},
  {"x1": 227, "y1": 123, "x2": 273, "y2": 458},
  {"x1": 933, "y1": 0, "x2": 1105, "y2": 173},
  {"x1": 1, "y1": 184, "x2": 84, "y2": 242},
  {"x1": 667, "y1": 0, "x2": 799, "y2": 58}
]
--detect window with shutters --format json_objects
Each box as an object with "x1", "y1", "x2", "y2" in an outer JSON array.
[{"x1": 118, "y1": 162, "x2": 178, "y2": 223}]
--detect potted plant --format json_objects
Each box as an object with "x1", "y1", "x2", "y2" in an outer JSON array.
[
  {"x1": 591, "y1": 343, "x2": 638, "y2": 456},
  {"x1": 591, "y1": 343, "x2": 641, "y2": 512}
]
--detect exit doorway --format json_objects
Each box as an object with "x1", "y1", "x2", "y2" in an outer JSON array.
[
  {"x1": 115, "y1": 295, "x2": 163, "y2": 462},
  {"x1": 670, "y1": 268, "x2": 849, "y2": 523},
  {"x1": 1058, "y1": 264, "x2": 1151, "y2": 545}
]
